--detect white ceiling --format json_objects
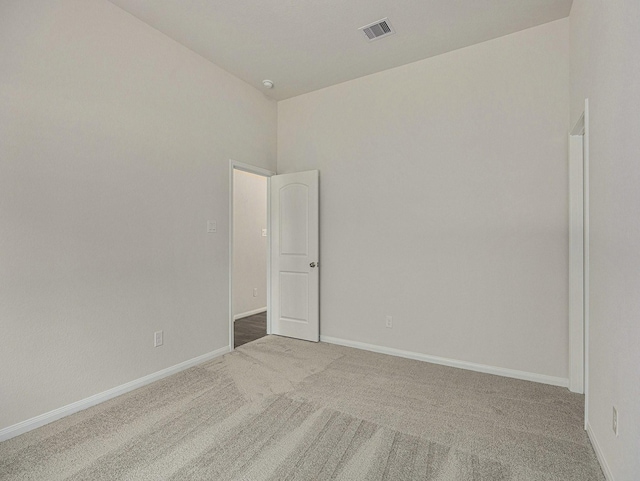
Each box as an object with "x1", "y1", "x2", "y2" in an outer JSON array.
[{"x1": 108, "y1": 0, "x2": 572, "y2": 100}]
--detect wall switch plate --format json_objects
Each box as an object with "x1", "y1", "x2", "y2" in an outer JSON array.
[
  {"x1": 385, "y1": 316, "x2": 393, "y2": 328},
  {"x1": 154, "y1": 330, "x2": 163, "y2": 347},
  {"x1": 262, "y1": 228, "x2": 267, "y2": 237},
  {"x1": 613, "y1": 406, "x2": 618, "y2": 436},
  {"x1": 207, "y1": 221, "x2": 217, "y2": 233},
  {"x1": 253, "y1": 288, "x2": 258, "y2": 297}
]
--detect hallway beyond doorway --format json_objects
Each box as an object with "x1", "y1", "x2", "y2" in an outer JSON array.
[{"x1": 234, "y1": 312, "x2": 267, "y2": 348}]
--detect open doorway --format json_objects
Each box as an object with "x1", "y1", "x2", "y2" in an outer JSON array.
[
  {"x1": 230, "y1": 161, "x2": 274, "y2": 349},
  {"x1": 229, "y1": 161, "x2": 320, "y2": 349}
]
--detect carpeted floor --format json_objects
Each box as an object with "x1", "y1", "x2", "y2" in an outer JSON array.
[{"x1": 0, "y1": 335, "x2": 604, "y2": 480}]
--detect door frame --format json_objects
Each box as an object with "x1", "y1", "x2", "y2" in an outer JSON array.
[
  {"x1": 229, "y1": 159, "x2": 275, "y2": 351},
  {"x1": 568, "y1": 100, "x2": 589, "y2": 412}
]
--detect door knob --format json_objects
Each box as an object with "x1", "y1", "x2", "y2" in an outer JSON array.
[{"x1": 310, "y1": 262, "x2": 317, "y2": 268}]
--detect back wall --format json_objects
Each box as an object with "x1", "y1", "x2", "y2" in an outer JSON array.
[{"x1": 278, "y1": 19, "x2": 570, "y2": 380}]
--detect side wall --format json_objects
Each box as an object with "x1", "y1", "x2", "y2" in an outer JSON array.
[
  {"x1": 233, "y1": 170, "x2": 268, "y2": 317},
  {"x1": 278, "y1": 19, "x2": 570, "y2": 380},
  {"x1": 570, "y1": 1, "x2": 640, "y2": 479},
  {"x1": 0, "y1": 0, "x2": 276, "y2": 430}
]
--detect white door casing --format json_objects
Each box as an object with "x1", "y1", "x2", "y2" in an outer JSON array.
[
  {"x1": 568, "y1": 99, "x2": 589, "y2": 406},
  {"x1": 270, "y1": 170, "x2": 319, "y2": 342},
  {"x1": 569, "y1": 129, "x2": 585, "y2": 394}
]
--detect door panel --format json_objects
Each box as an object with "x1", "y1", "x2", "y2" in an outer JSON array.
[
  {"x1": 280, "y1": 184, "x2": 309, "y2": 256},
  {"x1": 271, "y1": 171, "x2": 319, "y2": 342},
  {"x1": 280, "y1": 272, "x2": 309, "y2": 321}
]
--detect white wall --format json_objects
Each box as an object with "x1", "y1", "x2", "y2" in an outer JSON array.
[
  {"x1": 570, "y1": 1, "x2": 640, "y2": 479},
  {"x1": 233, "y1": 170, "x2": 268, "y2": 317},
  {"x1": 278, "y1": 19, "x2": 570, "y2": 380},
  {"x1": 0, "y1": 0, "x2": 276, "y2": 430}
]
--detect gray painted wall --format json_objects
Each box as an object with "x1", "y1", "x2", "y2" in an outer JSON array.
[
  {"x1": 0, "y1": 0, "x2": 276, "y2": 430},
  {"x1": 570, "y1": 1, "x2": 640, "y2": 478}
]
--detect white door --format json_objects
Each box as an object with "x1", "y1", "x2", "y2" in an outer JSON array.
[{"x1": 270, "y1": 170, "x2": 319, "y2": 342}]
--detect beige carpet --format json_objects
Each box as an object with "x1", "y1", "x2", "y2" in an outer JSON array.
[{"x1": 0, "y1": 335, "x2": 604, "y2": 480}]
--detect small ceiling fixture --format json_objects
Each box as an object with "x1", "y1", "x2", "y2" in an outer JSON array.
[
  {"x1": 359, "y1": 18, "x2": 395, "y2": 41},
  {"x1": 262, "y1": 79, "x2": 274, "y2": 89}
]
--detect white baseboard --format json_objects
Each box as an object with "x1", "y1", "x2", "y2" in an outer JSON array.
[
  {"x1": 234, "y1": 307, "x2": 267, "y2": 321},
  {"x1": 586, "y1": 422, "x2": 615, "y2": 480},
  {"x1": 320, "y1": 336, "x2": 569, "y2": 388},
  {"x1": 0, "y1": 345, "x2": 230, "y2": 443}
]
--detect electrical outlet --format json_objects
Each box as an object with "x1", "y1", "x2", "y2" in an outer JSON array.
[
  {"x1": 207, "y1": 220, "x2": 217, "y2": 233},
  {"x1": 385, "y1": 316, "x2": 393, "y2": 328},
  {"x1": 613, "y1": 406, "x2": 618, "y2": 436},
  {"x1": 253, "y1": 288, "x2": 258, "y2": 297},
  {"x1": 261, "y1": 228, "x2": 267, "y2": 237},
  {"x1": 154, "y1": 330, "x2": 163, "y2": 348}
]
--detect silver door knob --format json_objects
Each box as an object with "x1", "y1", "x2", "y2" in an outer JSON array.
[{"x1": 310, "y1": 262, "x2": 317, "y2": 268}]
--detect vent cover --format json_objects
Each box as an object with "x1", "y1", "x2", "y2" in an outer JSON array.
[{"x1": 359, "y1": 18, "x2": 395, "y2": 41}]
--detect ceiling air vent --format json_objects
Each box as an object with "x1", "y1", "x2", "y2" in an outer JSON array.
[{"x1": 359, "y1": 18, "x2": 395, "y2": 41}]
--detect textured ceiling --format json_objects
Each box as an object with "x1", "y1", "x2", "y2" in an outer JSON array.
[{"x1": 108, "y1": 0, "x2": 573, "y2": 100}]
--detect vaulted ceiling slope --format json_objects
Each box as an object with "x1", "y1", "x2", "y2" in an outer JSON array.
[{"x1": 108, "y1": 0, "x2": 572, "y2": 100}]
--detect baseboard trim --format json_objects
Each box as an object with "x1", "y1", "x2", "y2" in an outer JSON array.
[
  {"x1": 234, "y1": 307, "x2": 267, "y2": 321},
  {"x1": 0, "y1": 345, "x2": 230, "y2": 443},
  {"x1": 320, "y1": 336, "x2": 569, "y2": 388},
  {"x1": 586, "y1": 422, "x2": 615, "y2": 480}
]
